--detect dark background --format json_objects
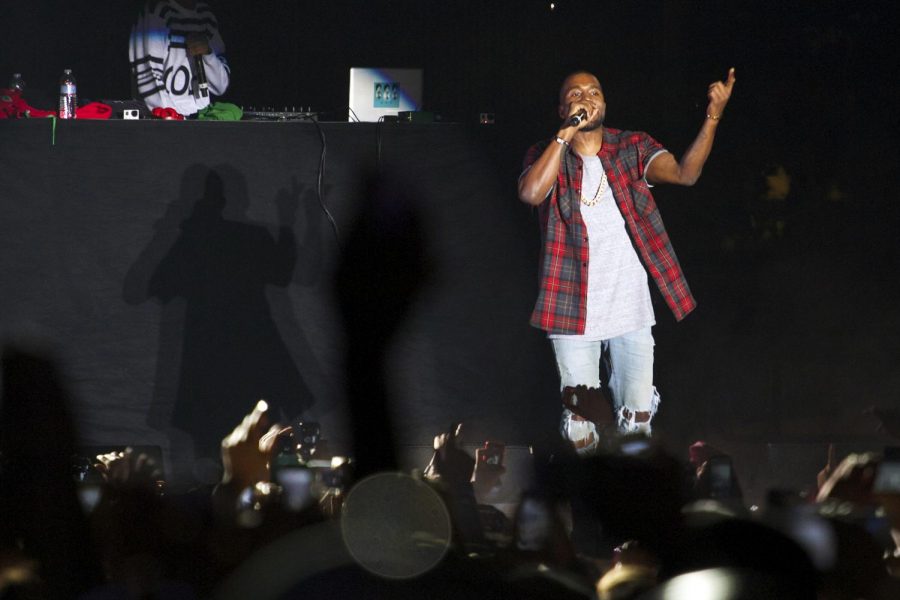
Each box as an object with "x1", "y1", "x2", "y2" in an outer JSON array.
[{"x1": 2, "y1": 0, "x2": 899, "y2": 492}]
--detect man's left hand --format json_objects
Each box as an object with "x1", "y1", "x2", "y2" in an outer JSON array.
[
  {"x1": 707, "y1": 67, "x2": 736, "y2": 119},
  {"x1": 186, "y1": 33, "x2": 211, "y2": 57}
]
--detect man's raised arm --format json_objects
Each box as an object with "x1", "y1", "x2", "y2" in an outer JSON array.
[{"x1": 647, "y1": 68, "x2": 736, "y2": 187}]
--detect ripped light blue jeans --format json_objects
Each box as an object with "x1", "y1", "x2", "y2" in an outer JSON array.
[{"x1": 551, "y1": 326, "x2": 659, "y2": 434}]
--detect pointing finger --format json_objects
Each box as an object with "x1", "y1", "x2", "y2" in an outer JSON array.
[
  {"x1": 260, "y1": 423, "x2": 288, "y2": 454},
  {"x1": 725, "y1": 67, "x2": 736, "y2": 88},
  {"x1": 249, "y1": 401, "x2": 269, "y2": 439}
]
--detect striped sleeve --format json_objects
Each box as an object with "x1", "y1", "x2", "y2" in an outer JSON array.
[{"x1": 128, "y1": 5, "x2": 173, "y2": 107}]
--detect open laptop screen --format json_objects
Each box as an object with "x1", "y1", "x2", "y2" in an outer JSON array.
[{"x1": 348, "y1": 68, "x2": 423, "y2": 122}]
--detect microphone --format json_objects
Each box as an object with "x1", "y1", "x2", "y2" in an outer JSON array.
[
  {"x1": 193, "y1": 54, "x2": 209, "y2": 98},
  {"x1": 566, "y1": 108, "x2": 587, "y2": 127}
]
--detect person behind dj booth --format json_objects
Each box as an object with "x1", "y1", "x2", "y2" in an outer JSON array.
[{"x1": 129, "y1": 0, "x2": 230, "y2": 117}]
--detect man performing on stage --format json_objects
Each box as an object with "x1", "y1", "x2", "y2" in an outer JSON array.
[{"x1": 518, "y1": 68, "x2": 735, "y2": 451}]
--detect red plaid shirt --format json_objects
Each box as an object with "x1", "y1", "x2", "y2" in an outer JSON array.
[{"x1": 524, "y1": 127, "x2": 696, "y2": 335}]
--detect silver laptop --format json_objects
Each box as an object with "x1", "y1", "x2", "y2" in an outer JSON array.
[{"x1": 348, "y1": 68, "x2": 423, "y2": 122}]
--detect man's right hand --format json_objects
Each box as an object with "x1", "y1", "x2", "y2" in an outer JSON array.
[{"x1": 565, "y1": 102, "x2": 597, "y2": 130}]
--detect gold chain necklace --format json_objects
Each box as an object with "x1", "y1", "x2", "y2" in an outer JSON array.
[{"x1": 580, "y1": 171, "x2": 607, "y2": 207}]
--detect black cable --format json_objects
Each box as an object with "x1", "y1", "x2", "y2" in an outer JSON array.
[
  {"x1": 347, "y1": 106, "x2": 361, "y2": 123},
  {"x1": 375, "y1": 115, "x2": 385, "y2": 172},
  {"x1": 303, "y1": 114, "x2": 340, "y2": 243}
]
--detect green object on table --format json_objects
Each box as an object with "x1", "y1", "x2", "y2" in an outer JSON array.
[{"x1": 197, "y1": 102, "x2": 243, "y2": 121}]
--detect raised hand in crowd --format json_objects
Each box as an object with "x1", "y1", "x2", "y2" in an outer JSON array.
[
  {"x1": 817, "y1": 442, "x2": 836, "y2": 492},
  {"x1": 816, "y1": 452, "x2": 880, "y2": 506},
  {"x1": 219, "y1": 400, "x2": 286, "y2": 491},
  {"x1": 424, "y1": 423, "x2": 474, "y2": 488},
  {"x1": 94, "y1": 447, "x2": 163, "y2": 490},
  {"x1": 423, "y1": 424, "x2": 487, "y2": 550}
]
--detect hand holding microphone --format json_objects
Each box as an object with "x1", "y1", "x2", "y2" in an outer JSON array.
[
  {"x1": 566, "y1": 108, "x2": 588, "y2": 127},
  {"x1": 186, "y1": 33, "x2": 210, "y2": 98},
  {"x1": 565, "y1": 101, "x2": 599, "y2": 129},
  {"x1": 185, "y1": 32, "x2": 210, "y2": 57},
  {"x1": 194, "y1": 55, "x2": 209, "y2": 98}
]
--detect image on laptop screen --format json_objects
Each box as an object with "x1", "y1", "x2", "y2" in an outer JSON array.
[{"x1": 348, "y1": 68, "x2": 423, "y2": 122}]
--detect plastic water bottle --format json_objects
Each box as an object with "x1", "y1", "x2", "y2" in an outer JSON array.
[
  {"x1": 59, "y1": 69, "x2": 77, "y2": 119},
  {"x1": 8, "y1": 73, "x2": 25, "y2": 92}
]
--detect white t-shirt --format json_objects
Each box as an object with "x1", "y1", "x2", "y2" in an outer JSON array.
[{"x1": 550, "y1": 154, "x2": 655, "y2": 341}]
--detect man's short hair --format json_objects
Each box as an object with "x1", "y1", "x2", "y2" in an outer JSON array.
[{"x1": 558, "y1": 70, "x2": 602, "y2": 104}]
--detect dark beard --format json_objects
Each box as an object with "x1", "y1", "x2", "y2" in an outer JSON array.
[{"x1": 580, "y1": 117, "x2": 604, "y2": 132}]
